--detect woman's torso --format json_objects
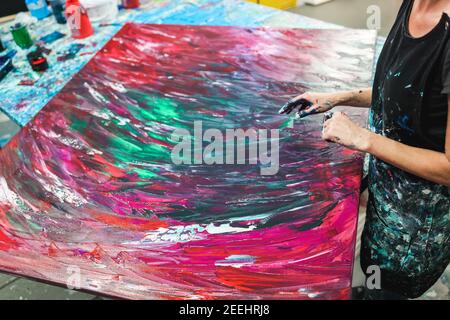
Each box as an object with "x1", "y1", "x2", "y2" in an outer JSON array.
[
  {"x1": 363, "y1": 0, "x2": 450, "y2": 298},
  {"x1": 370, "y1": 0, "x2": 450, "y2": 152}
]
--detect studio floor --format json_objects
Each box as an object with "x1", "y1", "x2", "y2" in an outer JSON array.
[{"x1": 0, "y1": 0, "x2": 448, "y2": 300}]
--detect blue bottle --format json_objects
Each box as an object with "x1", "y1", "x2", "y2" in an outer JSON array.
[
  {"x1": 49, "y1": 0, "x2": 66, "y2": 24},
  {"x1": 25, "y1": 0, "x2": 51, "y2": 20}
]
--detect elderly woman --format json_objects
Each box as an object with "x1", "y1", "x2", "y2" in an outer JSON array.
[{"x1": 283, "y1": 0, "x2": 450, "y2": 299}]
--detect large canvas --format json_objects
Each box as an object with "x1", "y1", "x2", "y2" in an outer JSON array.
[{"x1": 0, "y1": 24, "x2": 376, "y2": 299}]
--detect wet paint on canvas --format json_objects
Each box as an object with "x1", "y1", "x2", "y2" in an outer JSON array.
[{"x1": 0, "y1": 24, "x2": 376, "y2": 299}]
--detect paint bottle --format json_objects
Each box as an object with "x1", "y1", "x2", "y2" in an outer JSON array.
[
  {"x1": 10, "y1": 23, "x2": 34, "y2": 49},
  {"x1": 27, "y1": 50, "x2": 49, "y2": 72},
  {"x1": 25, "y1": 0, "x2": 52, "y2": 20},
  {"x1": 121, "y1": 0, "x2": 140, "y2": 9},
  {"x1": 49, "y1": 0, "x2": 67, "y2": 24},
  {"x1": 66, "y1": 0, "x2": 94, "y2": 39}
]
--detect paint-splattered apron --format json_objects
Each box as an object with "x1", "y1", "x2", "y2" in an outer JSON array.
[{"x1": 361, "y1": 0, "x2": 450, "y2": 298}]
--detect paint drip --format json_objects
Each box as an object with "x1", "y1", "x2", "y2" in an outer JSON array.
[{"x1": 57, "y1": 43, "x2": 85, "y2": 61}]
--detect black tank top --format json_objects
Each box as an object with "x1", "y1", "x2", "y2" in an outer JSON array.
[{"x1": 371, "y1": 0, "x2": 450, "y2": 152}]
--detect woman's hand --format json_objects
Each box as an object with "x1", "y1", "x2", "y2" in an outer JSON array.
[
  {"x1": 279, "y1": 91, "x2": 340, "y2": 118},
  {"x1": 322, "y1": 112, "x2": 371, "y2": 152}
]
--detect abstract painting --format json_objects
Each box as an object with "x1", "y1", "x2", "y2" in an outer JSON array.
[{"x1": 0, "y1": 24, "x2": 376, "y2": 299}]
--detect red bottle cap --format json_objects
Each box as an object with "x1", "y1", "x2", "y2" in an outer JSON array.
[{"x1": 122, "y1": 0, "x2": 140, "y2": 9}]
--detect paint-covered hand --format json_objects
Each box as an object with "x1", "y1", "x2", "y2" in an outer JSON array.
[
  {"x1": 279, "y1": 92, "x2": 338, "y2": 118},
  {"x1": 322, "y1": 112, "x2": 371, "y2": 152}
]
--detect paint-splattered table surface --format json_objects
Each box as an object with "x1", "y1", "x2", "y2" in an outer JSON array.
[{"x1": 0, "y1": 0, "x2": 383, "y2": 147}]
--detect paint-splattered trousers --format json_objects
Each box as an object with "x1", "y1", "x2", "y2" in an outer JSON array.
[{"x1": 361, "y1": 155, "x2": 450, "y2": 298}]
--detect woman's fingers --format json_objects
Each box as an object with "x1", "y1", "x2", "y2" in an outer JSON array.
[
  {"x1": 279, "y1": 93, "x2": 313, "y2": 114},
  {"x1": 279, "y1": 98, "x2": 313, "y2": 115},
  {"x1": 278, "y1": 100, "x2": 297, "y2": 114},
  {"x1": 322, "y1": 118, "x2": 331, "y2": 135},
  {"x1": 296, "y1": 105, "x2": 319, "y2": 119},
  {"x1": 323, "y1": 111, "x2": 334, "y2": 123},
  {"x1": 321, "y1": 112, "x2": 367, "y2": 149},
  {"x1": 279, "y1": 92, "x2": 339, "y2": 119},
  {"x1": 293, "y1": 93, "x2": 310, "y2": 103}
]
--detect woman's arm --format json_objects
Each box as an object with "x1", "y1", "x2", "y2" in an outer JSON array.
[
  {"x1": 322, "y1": 102, "x2": 450, "y2": 187},
  {"x1": 332, "y1": 87, "x2": 373, "y2": 108},
  {"x1": 365, "y1": 131, "x2": 450, "y2": 186},
  {"x1": 446, "y1": 98, "x2": 450, "y2": 162},
  {"x1": 285, "y1": 88, "x2": 372, "y2": 118}
]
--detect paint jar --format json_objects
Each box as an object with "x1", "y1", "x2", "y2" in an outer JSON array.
[
  {"x1": 66, "y1": 0, "x2": 94, "y2": 39},
  {"x1": 27, "y1": 50, "x2": 49, "y2": 72},
  {"x1": 121, "y1": 0, "x2": 140, "y2": 9},
  {"x1": 10, "y1": 23, "x2": 34, "y2": 49},
  {"x1": 25, "y1": 0, "x2": 52, "y2": 20},
  {"x1": 80, "y1": 0, "x2": 119, "y2": 23},
  {"x1": 49, "y1": 0, "x2": 67, "y2": 24}
]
